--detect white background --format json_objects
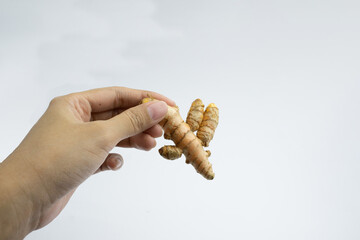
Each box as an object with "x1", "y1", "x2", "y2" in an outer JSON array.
[{"x1": 1, "y1": 0, "x2": 360, "y2": 239}]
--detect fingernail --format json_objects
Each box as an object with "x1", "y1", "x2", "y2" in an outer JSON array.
[
  {"x1": 147, "y1": 101, "x2": 168, "y2": 121},
  {"x1": 113, "y1": 157, "x2": 123, "y2": 170}
]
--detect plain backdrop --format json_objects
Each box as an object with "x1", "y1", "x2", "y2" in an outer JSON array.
[{"x1": 1, "y1": 0, "x2": 360, "y2": 239}]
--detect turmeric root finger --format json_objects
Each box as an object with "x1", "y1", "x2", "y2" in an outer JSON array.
[
  {"x1": 159, "y1": 145, "x2": 183, "y2": 160},
  {"x1": 186, "y1": 98, "x2": 204, "y2": 132},
  {"x1": 197, "y1": 103, "x2": 219, "y2": 147}
]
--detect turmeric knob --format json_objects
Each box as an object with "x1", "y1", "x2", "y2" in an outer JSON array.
[
  {"x1": 197, "y1": 103, "x2": 219, "y2": 147},
  {"x1": 186, "y1": 99, "x2": 204, "y2": 132},
  {"x1": 159, "y1": 145, "x2": 183, "y2": 160}
]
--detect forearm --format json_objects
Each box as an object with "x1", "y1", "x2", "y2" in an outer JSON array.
[{"x1": 0, "y1": 155, "x2": 41, "y2": 240}]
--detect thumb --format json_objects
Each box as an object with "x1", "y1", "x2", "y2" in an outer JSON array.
[{"x1": 105, "y1": 101, "x2": 168, "y2": 142}]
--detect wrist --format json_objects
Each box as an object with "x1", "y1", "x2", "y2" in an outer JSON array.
[{"x1": 0, "y1": 154, "x2": 43, "y2": 239}]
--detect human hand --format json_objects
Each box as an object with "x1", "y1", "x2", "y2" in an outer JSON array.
[{"x1": 0, "y1": 87, "x2": 174, "y2": 239}]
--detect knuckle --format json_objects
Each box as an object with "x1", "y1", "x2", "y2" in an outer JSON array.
[
  {"x1": 113, "y1": 88, "x2": 123, "y2": 109},
  {"x1": 124, "y1": 110, "x2": 145, "y2": 133},
  {"x1": 49, "y1": 95, "x2": 72, "y2": 107},
  {"x1": 49, "y1": 96, "x2": 63, "y2": 106}
]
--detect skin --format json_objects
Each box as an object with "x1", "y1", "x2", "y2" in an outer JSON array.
[{"x1": 0, "y1": 86, "x2": 175, "y2": 240}]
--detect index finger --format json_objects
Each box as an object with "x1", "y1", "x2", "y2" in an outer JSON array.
[{"x1": 70, "y1": 86, "x2": 176, "y2": 113}]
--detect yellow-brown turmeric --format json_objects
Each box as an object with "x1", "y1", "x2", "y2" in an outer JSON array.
[{"x1": 142, "y1": 98, "x2": 219, "y2": 180}]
